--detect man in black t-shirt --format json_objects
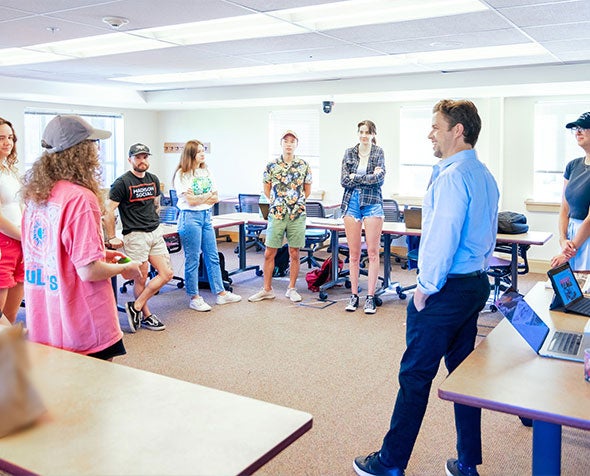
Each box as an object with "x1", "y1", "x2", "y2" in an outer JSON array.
[{"x1": 104, "y1": 143, "x2": 173, "y2": 333}]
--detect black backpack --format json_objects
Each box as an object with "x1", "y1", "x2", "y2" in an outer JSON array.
[
  {"x1": 273, "y1": 244, "x2": 290, "y2": 277},
  {"x1": 498, "y1": 211, "x2": 529, "y2": 234}
]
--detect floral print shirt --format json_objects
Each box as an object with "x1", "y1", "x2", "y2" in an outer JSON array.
[{"x1": 263, "y1": 155, "x2": 312, "y2": 220}]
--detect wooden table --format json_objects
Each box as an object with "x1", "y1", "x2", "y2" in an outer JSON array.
[
  {"x1": 0, "y1": 342, "x2": 312, "y2": 476},
  {"x1": 438, "y1": 282, "x2": 590, "y2": 476}
]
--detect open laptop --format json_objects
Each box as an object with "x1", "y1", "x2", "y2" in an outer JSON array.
[
  {"x1": 495, "y1": 289, "x2": 590, "y2": 362},
  {"x1": 404, "y1": 207, "x2": 422, "y2": 229},
  {"x1": 547, "y1": 262, "x2": 590, "y2": 317}
]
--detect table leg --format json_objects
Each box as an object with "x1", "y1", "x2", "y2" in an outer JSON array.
[
  {"x1": 111, "y1": 275, "x2": 126, "y2": 313},
  {"x1": 511, "y1": 243, "x2": 519, "y2": 292},
  {"x1": 318, "y1": 229, "x2": 347, "y2": 299},
  {"x1": 227, "y1": 223, "x2": 260, "y2": 277},
  {"x1": 532, "y1": 420, "x2": 561, "y2": 476}
]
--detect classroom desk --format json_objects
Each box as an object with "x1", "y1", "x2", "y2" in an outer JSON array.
[
  {"x1": 438, "y1": 282, "x2": 590, "y2": 476},
  {"x1": 379, "y1": 223, "x2": 552, "y2": 294},
  {"x1": 0, "y1": 342, "x2": 313, "y2": 476}
]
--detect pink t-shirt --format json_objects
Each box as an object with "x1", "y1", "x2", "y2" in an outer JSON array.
[{"x1": 23, "y1": 180, "x2": 122, "y2": 354}]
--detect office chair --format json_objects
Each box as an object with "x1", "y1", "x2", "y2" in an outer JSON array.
[
  {"x1": 159, "y1": 205, "x2": 179, "y2": 224},
  {"x1": 300, "y1": 201, "x2": 330, "y2": 268},
  {"x1": 395, "y1": 248, "x2": 419, "y2": 299},
  {"x1": 486, "y1": 243, "x2": 530, "y2": 312},
  {"x1": 234, "y1": 193, "x2": 266, "y2": 253},
  {"x1": 382, "y1": 199, "x2": 408, "y2": 268},
  {"x1": 169, "y1": 189, "x2": 178, "y2": 208}
]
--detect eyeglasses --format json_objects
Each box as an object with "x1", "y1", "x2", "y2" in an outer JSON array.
[{"x1": 571, "y1": 127, "x2": 588, "y2": 134}]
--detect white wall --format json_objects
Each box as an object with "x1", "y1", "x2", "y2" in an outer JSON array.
[{"x1": 6, "y1": 91, "x2": 589, "y2": 265}]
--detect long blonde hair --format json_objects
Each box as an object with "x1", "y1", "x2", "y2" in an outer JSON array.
[
  {"x1": 0, "y1": 117, "x2": 18, "y2": 173},
  {"x1": 22, "y1": 140, "x2": 103, "y2": 210}
]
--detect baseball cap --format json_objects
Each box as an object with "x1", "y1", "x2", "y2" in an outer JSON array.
[
  {"x1": 41, "y1": 115, "x2": 111, "y2": 153},
  {"x1": 566, "y1": 112, "x2": 590, "y2": 129},
  {"x1": 280, "y1": 130, "x2": 298, "y2": 142},
  {"x1": 129, "y1": 143, "x2": 152, "y2": 157}
]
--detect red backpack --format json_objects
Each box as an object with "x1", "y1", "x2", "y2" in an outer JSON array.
[{"x1": 305, "y1": 257, "x2": 343, "y2": 292}]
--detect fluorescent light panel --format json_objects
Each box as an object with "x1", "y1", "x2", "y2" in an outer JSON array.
[
  {"x1": 0, "y1": 0, "x2": 487, "y2": 66},
  {"x1": 112, "y1": 43, "x2": 547, "y2": 85},
  {"x1": 273, "y1": 0, "x2": 486, "y2": 31}
]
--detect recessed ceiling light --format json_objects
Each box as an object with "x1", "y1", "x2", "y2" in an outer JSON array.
[{"x1": 429, "y1": 41, "x2": 463, "y2": 48}]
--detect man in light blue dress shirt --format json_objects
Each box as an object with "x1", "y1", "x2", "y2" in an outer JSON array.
[{"x1": 354, "y1": 100, "x2": 499, "y2": 476}]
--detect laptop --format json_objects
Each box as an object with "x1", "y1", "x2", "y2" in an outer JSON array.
[
  {"x1": 495, "y1": 289, "x2": 590, "y2": 362},
  {"x1": 259, "y1": 203, "x2": 270, "y2": 220},
  {"x1": 547, "y1": 262, "x2": 590, "y2": 317},
  {"x1": 404, "y1": 207, "x2": 422, "y2": 229}
]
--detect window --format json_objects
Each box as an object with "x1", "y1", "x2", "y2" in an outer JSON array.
[
  {"x1": 268, "y1": 109, "x2": 320, "y2": 186},
  {"x1": 398, "y1": 105, "x2": 433, "y2": 196},
  {"x1": 23, "y1": 110, "x2": 124, "y2": 187},
  {"x1": 534, "y1": 101, "x2": 586, "y2": 202}
]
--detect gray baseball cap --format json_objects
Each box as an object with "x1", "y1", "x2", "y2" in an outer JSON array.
[
  {"x1": 128, "y1": 143, "x2": 152, "y2": 157},
  {"x1": 41, "y1": 115, "x2": 111, "y2": 153}
]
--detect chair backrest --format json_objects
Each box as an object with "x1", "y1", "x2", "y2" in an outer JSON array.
[
  {"x1": 237, "y1": 193, "x2": 262, "y2": 214},
  {"x1": 305, "y1": 201, "x2": 326, "y2": 218},
  {"x1": 169, "y1": 189, "x2": 178, "y2": 207},
  {"x1": 383, "y1": 199, "x2": 401, "y2": 223},
  {"x1": 159, "y1": 205, "x2": 179, "y2": 224}
]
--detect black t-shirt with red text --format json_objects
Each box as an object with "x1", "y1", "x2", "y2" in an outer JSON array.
[{"x1": 109, "y1": 171, "x2": 161, "y2": 235}]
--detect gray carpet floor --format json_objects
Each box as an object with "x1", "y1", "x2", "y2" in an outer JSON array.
[{"x1": 18, "y1": 241, "x2": 589, "y2": 475}]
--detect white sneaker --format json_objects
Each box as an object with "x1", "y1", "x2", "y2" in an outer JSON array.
[
  {"x1": 285, "y1": 288, "x2": 302, "y2": 302},
  {"x1": 248, "y1": 288, "x2": 276, "y2": 302},
  {"x1": 189, "y1": 296, "x2": 212, "y2": 312},
  {"x1": 217, "y1": 291, "x2": 242, "y2": 305}
]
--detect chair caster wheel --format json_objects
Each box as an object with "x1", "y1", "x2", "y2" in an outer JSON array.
[
  {"x1": 234, "y1": 246, "x2": 239, "y2": 254},
  {"x1": 489, "y1": 304, "x2": 497, "y2": 313},
  {"x1": 375, "y1": 296, "x2": 382, "y2": 307},
  {"x1": 120, "y1": 286, "x2": 127, "y2": 293},
  {"x1": 226, "y1": 236, "x2": 232, "y2": 242},
  {"x1": 345, "y1": 280, "x2": 351, "y2": 289},
  {"x1": 256, "y1": 269, "x2": 263, "y2": 276},
  {"x1": 177, "y1": 282, "x2": 184, "y2": 289},
  {"x1": 319, "y1": 291, "x2": 328, "y2": 301}
]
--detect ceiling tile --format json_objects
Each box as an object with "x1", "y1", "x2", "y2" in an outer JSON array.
[{"x1": 496, "y1": 0, "x2": 590, "y2": 27}]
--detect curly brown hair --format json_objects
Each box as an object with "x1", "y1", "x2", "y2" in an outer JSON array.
[
  {"x1": 0, "y1": 117, "x2": 18, "y2": 172},
  {"x1": 22, "y1": 140, "x2": 103, "y2": 209}
]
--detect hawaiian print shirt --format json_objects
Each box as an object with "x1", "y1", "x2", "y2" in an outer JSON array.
[{"x1": 263, "y1": 155, "x2": 312, "y2": 220}]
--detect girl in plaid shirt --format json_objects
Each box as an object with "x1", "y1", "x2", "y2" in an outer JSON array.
[{"x1": 340, "y1": 120, "x2": 385, "y2": 314}]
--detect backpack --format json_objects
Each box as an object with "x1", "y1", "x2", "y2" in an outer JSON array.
[
  {"x1": 305, "y1": 257, "x2": 343, "y2": 292},
  {"x1": 198, "y1": 251, "x2": 233, "y2": 291},
  {"x1": 498, "y1": 211, "x2": 529, "y2": 234},
  {"x1": 272, "y1": 244, "x2": 290, "y2": 277}
]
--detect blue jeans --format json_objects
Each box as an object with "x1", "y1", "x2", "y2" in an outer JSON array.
[
  {"x1": 379, "y1": 273, "x2": 490, "y2": 469},
  {"x1": 177, "y1": 209, "x2": 224, "y2": 296}
]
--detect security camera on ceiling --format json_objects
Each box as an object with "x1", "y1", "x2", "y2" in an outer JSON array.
[{"x1": 322, "y1": 101, "x2": 334, "y2": 114}]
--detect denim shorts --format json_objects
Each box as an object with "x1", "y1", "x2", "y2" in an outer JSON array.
[{"x1": 344, "y1": 190, "x2": 384, "y2": 221}]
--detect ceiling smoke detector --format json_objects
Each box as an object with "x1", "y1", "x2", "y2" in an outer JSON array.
[{"x1": 102, "y1": 16, "x2": 129, "y2": 29}]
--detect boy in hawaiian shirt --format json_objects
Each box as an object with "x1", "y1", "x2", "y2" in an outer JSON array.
[{"x1": 248, "y1": 130, "x2": 312, "y2": 303}]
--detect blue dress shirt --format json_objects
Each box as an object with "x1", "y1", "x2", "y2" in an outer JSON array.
[{"x1": 417, "y1": 149, "x2": 499, "y2": 295}]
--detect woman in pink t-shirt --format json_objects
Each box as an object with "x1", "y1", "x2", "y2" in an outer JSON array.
[{"x1": 21, "y1": 115, "x2": 143, "y2": 360}]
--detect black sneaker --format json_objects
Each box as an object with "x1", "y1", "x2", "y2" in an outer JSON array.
[
  {"x1": 364, "y1": 295, "x2": 376, "y2": 314},
  {"x1": 141, "y1": 314, "x2": 166, "y2": 331},
  {"x1": 445, "y1": 458, "x2": 480, "y2": 476},
  {"x1": 125, "y1": 301, "x2": 142, "y2": 333},
  {"x1": 345, "y1": 294, "x2": 359, "y2": 312},
  {"x1": 353, "y1": 452, "x2": 404, "y2": 476}
]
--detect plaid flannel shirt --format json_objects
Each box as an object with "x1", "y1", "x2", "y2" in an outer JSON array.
[{"x1": 340, "y1": 144, "x2": 386, "y2": 215}]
